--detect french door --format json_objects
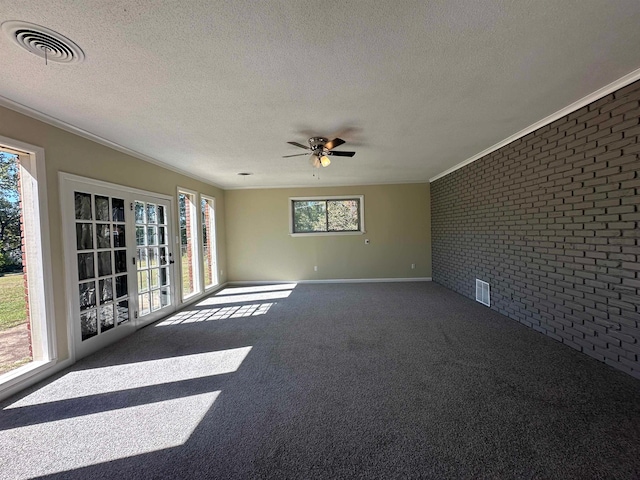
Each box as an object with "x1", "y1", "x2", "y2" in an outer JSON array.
[
  {"x1": 133, "y1": 194, "x2": 175, "y2": 327},
  {"x1": 61, "y1": 175, "x2": 176, "y2": 360}
]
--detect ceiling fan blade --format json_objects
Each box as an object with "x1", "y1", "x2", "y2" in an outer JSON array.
[
  {"x1": 325, "y1": 138, "x2": 345, "y2": 150},
  {"x1": 282, "y1": 153, "x2": 310, "y2": 158},
  {"x1": 327, "y1": 151, "x2": 355, "y2": 157},
  {"x1": 287, "y1": 141, "x2": 310, "y2": 150}
]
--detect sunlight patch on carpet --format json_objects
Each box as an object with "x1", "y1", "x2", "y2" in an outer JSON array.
[
  {"x1": 215, "y1": 283, "x2": 297, "y2": 296},
  {"x1": 157, "y1": 303, "x2": 273, "y2": 325},
  {"x1": 5, "y1": 347, "x2": 251, "y2": 409},
  {"x1": 1, "y1": 391, "x2": 219, "y2": 479}
]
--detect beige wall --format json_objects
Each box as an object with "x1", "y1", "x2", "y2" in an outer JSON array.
[
  {"x1": 0, "y1": 105, "x2": 227, "y2": 363},
  {"x1": 225, "y1": 184, "x2": 431, "y2": 281}
]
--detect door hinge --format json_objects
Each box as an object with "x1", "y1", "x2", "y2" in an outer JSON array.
[
  {"x1": 130, "y1": 202, "x2": 134, "y2": 211},
  {"x1": 132, "y1": 257, "x2": 136, "y2": 265},
  {"x1": 134, "y1": 311, "x2": 138, "y2": 319}
]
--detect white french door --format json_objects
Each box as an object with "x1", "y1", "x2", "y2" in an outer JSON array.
[
  {"x1": 61, "y1": 175, "x2": 176, "y2": 360},
  {"x1": 133, "y1": 194, "x2": 175, "y2": 327}
]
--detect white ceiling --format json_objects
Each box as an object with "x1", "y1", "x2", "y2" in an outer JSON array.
[{"x1": 1, "y1": 1, "x2": 640, "y2": 189}]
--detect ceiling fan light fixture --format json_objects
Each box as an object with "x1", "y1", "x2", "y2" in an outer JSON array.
[
  {"x1": 320, "y1": 155, "x2": 331, "y2": 167},
  {"x1": 310, "y1": 155, "x2": 320, "y2": 168}
]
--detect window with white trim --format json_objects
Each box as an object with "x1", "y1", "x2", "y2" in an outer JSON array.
[
  {"x1": 201, "y1": 195, "x2": 218, "y2": 289},
  {"x1": 0, "y1": 137, "x2": 55, "y2": 388},
  {"x1": 178, "y1": 190, "x2": 200, "y2": 299},
  {"x1": 289, "y1": 196, "x2": 364, "y2": 235}
]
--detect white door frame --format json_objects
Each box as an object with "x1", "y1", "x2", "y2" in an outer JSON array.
[{"x1": 59, "y1": 173, "x2": 177, "y2": 361}]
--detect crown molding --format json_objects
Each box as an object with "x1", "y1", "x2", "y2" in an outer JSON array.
[{"x1": 429, "y1": 66, "x2": 640, "y2": 183}]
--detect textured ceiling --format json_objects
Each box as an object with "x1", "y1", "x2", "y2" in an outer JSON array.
[{"x1": 1, "y1": 1, "x2": 640, "y2": 189}]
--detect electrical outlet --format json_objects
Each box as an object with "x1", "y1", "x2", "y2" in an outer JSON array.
[
  {"x1": 314, "y1": 266, "x2": 318, "y2": 272},
  {"x1": 411, "y1": 263, "x2": 416, "y2": 269}
]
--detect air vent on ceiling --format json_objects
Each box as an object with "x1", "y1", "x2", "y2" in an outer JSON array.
[
  {"x1": 2, "y1": 21, "x2": 84, "y2": 64},
  {"x1": 476, "y1": 279, "x2": 490, "y2": 307}
]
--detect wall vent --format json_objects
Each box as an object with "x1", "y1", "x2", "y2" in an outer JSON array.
[{"x1": 475, "y1": 279, "x2": 490, "y2": 307}]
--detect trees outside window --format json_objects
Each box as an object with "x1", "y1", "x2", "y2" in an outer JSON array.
[
  {"x1": 290, "y1": 197, "x2": 363, "y2": 234},
  {"x1": 0, "y1": 152, "x2": 22, "y2": 272}
]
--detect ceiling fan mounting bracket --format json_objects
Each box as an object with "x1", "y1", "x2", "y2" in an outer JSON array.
[{"x1": 308, "y1": 137, "x2": 328, "y2": 152}]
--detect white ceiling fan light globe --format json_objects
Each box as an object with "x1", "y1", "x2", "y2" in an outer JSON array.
[
  {"x1": 310, "y1": 155, "x2": 321, "y2": 168},
  {"x1": 320, "y1": 155, "x2": 331, "y2": 167}
]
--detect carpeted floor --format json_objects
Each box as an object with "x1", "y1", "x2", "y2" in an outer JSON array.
[{"x1": 1, "y1": 282, "x2": 640, "y2": 479}]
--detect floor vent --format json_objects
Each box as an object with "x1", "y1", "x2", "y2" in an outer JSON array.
[{"x1": 476, "y1": 279, "x2": 490, "y2": 307}]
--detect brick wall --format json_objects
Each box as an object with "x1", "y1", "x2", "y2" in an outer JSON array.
[{"x1": 431, "y1": 80, "x2": 640, "y2": 379}]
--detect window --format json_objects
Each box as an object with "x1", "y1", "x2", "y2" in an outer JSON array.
[
  {"x1": 201, "y1": 196, "x2": 218, "y2": 289},
  {"x1": 289, "y1": 196, "x2": 364, "y2": 235},
  {"x1": 178, "y1": 190, "x2": 199, "y2": 299},
  {"x1": 0, "y1": 136, "x2": 55, "y2": 391}
]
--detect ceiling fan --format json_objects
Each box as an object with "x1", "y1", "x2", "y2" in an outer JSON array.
[{"x1": 283, "y1": 137, "x2": 355, "y2": 168}]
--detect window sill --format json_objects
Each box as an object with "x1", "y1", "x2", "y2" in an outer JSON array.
[
  {"x1": 290, "y1": 231, "x2": 365, "y2": 237},
  {"x1": 0, "y1": 359, "x2": 57, "y2": 392}
]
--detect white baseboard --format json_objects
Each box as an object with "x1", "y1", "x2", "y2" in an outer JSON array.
[{"x1": 228, "y1": 277, "x2": 432, "y2": 286}]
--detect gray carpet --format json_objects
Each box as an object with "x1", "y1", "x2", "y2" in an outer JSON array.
[{"x1": 1, "y1": 282, "x2": 640, "y2": 479}]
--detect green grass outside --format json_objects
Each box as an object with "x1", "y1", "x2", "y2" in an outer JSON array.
[
  {"x1": 0, "y1": 273, "x2": 27, "y2": 331},
  {"x1": 0, "y1": 357, "x2": 31, "y2": 376},
  {"x1": 182, "y1": 254, "x2": 192, "y2": 295}
]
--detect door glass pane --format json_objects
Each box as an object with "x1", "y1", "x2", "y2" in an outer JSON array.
[
  {"x1": 117, "y1": 300, "x2": 129, "y2": 324},
  {"x1": 137, "y1": 248, "x2": 148, "y2": 269},
  {"x1": 147, "y1": 204, "x2": 157, "y2": 224},
  {"x1": 99, "y1": 278, "x2": 113, "y2": 303},
  {"x1": 135, "y1": 202, "x2": 145, "y2": 224},
  {"x1": 95, "y1": 196, "x2": 110, "y2": 221},
  {"x1": 81, "y1": 310, "x2": 98, "y2": 340},
  {"x1": 149, "y1": 248, "x2": 158, "y2": 268},
  {"x1": 158, "y1": 205, "x2": 166, "y2": 225},
  {"x1": 136, "y1": 226, "x2": 146, "y2": 246},
  {"x1": 138, "y1": 271, "x2": 149, "y2": 292},
  {"x1": 139, "y1": 294, "x2": 150, "y2": 315},
  {"x1": 79, "y1": 281, "x2": 96, "y2": 310},
  {"x1": 150, "y1": 268, "x2": 159, "y2": 288},
  {"x1": 159, "y1": 247, "x2": 168, "y2": 266},
  {"x1": 160, "y1": 268, "x2": 169, "y2": 286},
  {"x1": 77, "y1": 253, "x2": 95, "y2": 281},
  {"x1": 75, "y1": 192, "x2": 92, "y2": 220},
  {"x1": 76, "y1": 223, "x2": 93, "y2": 250},
  {"x1": 113, "y1": 225, "x2": 126, "y2": 247},
  {"x1": 114, "y1": 250, "x2": 127, "y2": 274},
  {"x1": 158, "y1": 226, "x2": 166, "y2": 245},
  {"x1": 115, "y1": 275, "x2": 128, "y2": 299},
  {"x1": 112, "y1": 198, "x2": 125, "y2": 222},
  {"x1": 100, "y1": 305, "x2": 115, "y2": 332},
  {"x1": 151, "y1": 290, "x2": 161, "y2": 311},
  {"x1": 97, "y1": 251, "x2": 112, "y2": 277},
  {"x1": 147, "y1": 226, "x2": 157, "y2": 246},
  {"x1": 96, "y1": 224, "x2": 111, "y2": 249},
  {"x1": 160, "y1": 288, "x2": 170, "y2": 307}
]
